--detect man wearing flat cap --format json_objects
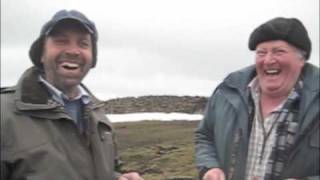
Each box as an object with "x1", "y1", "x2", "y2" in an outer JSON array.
[
  {"x1": 195, "y1": 17, "x2": 319, "y2": 180},
  {"x1": 1, "y1": 9, "x2": 143, "y2": 180}
]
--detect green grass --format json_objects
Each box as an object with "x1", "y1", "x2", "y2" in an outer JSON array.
[{"x1": 114, "y1": 120, "x2": 199, "y2": 180}]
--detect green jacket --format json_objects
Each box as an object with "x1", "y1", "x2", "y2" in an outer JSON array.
[
  {"x1": 1, "y1": 67, "x2": 121, "y2": 180},
  {"x1": 195, "y1": 63, "x2": 319, "y2": 180}
]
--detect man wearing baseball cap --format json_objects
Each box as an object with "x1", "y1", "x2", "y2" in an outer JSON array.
[
  {"x1": 195, "y1": 17, "x2": 319, "y2": 180},
  {"x1": 1, "y1": 9, "x2": 143, "y2": 180}
]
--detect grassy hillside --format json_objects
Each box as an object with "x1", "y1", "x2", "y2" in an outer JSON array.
[{"x1": 114, "y1": 120, "x2": 200, "y2": 180}]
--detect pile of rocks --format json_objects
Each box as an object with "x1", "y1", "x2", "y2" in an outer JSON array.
[{"x1": 103, "y1": 95, "x2": 208, "y2": 114}]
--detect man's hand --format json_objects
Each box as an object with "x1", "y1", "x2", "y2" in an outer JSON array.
[
  {"x1": 203, "y1": 168, "x2": 226, "y2": 180},
  {"x1": 118, "y1": 172, "x2": 144, "y2": 180}
]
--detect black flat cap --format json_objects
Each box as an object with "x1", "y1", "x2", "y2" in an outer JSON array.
[{"x1": 248, "y1": 17, "x2": 311, "y2": 60}]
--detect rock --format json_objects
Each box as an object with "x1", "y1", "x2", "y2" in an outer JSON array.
[{"x1": 104, "y1": 95, "x2": 208, "y2": 114}]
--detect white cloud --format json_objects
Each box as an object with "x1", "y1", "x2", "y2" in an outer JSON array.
[{"x1": 1, "y1": 0, "x2": 319, "y2": 99}]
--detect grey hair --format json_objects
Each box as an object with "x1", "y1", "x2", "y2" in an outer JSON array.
[{"x1": 296, "y1": 49, "x2": 307, "y2": 60}]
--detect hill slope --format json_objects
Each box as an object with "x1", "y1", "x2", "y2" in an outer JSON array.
[{"x1": 114, "y1": 120, "x2": 199, "y2": 180}]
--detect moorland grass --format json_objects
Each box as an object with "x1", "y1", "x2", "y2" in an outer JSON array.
[{"x1": 114, "y1": 120, "x2": 199, "y2": 180}]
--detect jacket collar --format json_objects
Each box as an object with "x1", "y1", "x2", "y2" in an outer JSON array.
[
  {"x1": 297, "y1": 63, "x2": 319, "y2": 130},
  {"x1": 14, "y1": 67, "x2": 104, "y2": 111},
  {"x1": 223, "y1": 65, "x2": 256, "y2": 91},
  {"x1": 300, "y1": 63, "x2": 319, "y2": 92},
  {"x1": 223, "y1": 63, "x2": 319, "y2": 94},
  {"x1": 223, "y1": 63, "x2": 319, "y2": 130}
]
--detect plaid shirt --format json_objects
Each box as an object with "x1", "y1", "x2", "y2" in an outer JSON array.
[{"x1": 245, "y1": 78, "x2": 286, "y2": 180}]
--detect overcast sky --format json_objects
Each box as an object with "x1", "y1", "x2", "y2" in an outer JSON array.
[{"x1": 1, "y1": 0, "x2": 319, "y2": 100}]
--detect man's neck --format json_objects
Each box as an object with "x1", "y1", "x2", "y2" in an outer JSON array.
[
  {"x1": 38, "y1": 75, "x2": 81, "y2": 101},
  {"x1": 60, "y1": 86, "x2": 80, "y2": 100},
  {"x1": 260, "y1": 93, "x2": 287, "y2": 118}
]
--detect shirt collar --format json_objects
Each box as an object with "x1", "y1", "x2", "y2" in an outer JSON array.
[
  {"x1": 248, "y1": 76, "x2": 261, "y2": 104},
  {"x1": 248, "y1": 76, "x2": 284, "y2": 112},
  {"x1": 38, "y1": 75, "x2": 91, "y2": 105}
]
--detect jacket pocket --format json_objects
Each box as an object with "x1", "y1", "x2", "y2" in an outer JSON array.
[
  {"x1": 283, "y1": 128, "x2": 319, "y2": 178},
  {"x1": 97, "y1": 122, "x2": 115, "y2": 168}
]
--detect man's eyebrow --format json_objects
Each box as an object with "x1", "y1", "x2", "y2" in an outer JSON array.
[{"x1": 273, "y1": 46, "x2": 288, "y2": 49}]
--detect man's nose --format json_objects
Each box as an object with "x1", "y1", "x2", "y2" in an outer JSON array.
[
  {"x1": 264, "y1": 52, "x2": 276, "y2": 64},
  {"x1": 64, "y1": 42, "x2": 81, "y2": 57}
]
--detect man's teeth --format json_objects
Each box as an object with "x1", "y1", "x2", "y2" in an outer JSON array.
[
  {"x1": 265, "y1": 69, "x2": 280, "y2": 75},
  {"x1": 62, "y1": 62, "x2": 79, "y2": 69}
]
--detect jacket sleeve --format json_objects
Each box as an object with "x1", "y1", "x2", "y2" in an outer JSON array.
[
  {"x1": 110, "y1": 128, "x2": 122, "y2": 180},
  {"x1": 195, "y1": 91, "x2": 222, "y2": 171},
  {"x1": 1, "y1": 98, "x2": 10, "y2": 180},
  {"x1": 1, "y1": 161, "x2": 9, "y2": 180},
  {"x1": 113, "y1": 171, "x2": 122, "y2": 180}
]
